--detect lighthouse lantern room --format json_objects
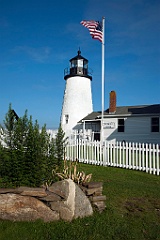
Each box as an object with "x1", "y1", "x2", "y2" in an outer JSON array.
[{"x1": 61, "y1": 50, "x2": 93, "y2": 137}]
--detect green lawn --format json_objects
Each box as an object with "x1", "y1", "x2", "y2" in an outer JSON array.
[{"x1": 0, "y1": 165, "x2": 160, "y2": 240}]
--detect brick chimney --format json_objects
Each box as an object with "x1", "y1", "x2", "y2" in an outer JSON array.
[{"x1": 109, "y1": 91, "x2": 116, "y2": 114}]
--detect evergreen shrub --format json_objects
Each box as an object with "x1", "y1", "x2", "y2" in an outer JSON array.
[{"x1": 0, "y1": 104, "x2": 66, "y2": 187}]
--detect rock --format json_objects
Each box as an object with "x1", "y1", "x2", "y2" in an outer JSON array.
[
  {"x1": 80, "y1": 182, "x2": 106, "y2": 213},
  {"x1": 0, "y1": 180, "x2": 97, "y2": 222},
  {"x1": 0, "y1": 193, "x2": 59, "y2": 222},
  {"x1": 74, "y1": 180, "x2": 93, "y2": 219},
  {"x1": 50, "y1": 201, "x2": 73, "y2": 221},
  {"x1": 50, "y1": 179, "x2": 93, "y2": 221},
  {"x1": 90, "y1": 195, "x2": 106, "y2": 202},
  {"x1": 17, "y1": 187, "x2": 47, "y2": 197},
  {"x1": 92, "y1": 201, "x2": 106, "y2": 212},
  {"x1": 79, "y1": 185, "x2": 103, "y2": 196},
  {"x1": 82, "y1": 182, "x2": 103, "y2": 189},
  {"x1": 0, "y1": 188, "x2": 23, "y2": 194},
  {"x1": 48, "y1": 182, "x2": 68, "y2": 199},
  {"x1": 39, "y1": 191, "x2": 61, "y2": 202}
]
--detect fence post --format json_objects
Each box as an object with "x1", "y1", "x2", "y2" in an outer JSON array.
[
  {"x1": 156, "y1": 144, "x2": 159, "y2": 176},
  {"x1": 135, "y1": 143, "x2": 138, "y2": 170},
  {"x1": 145, "y1": 143, "x2": 148, "y2": 173},
  {"x1": 126, "y1": 142, "x2": 129, "y2": 169},
  {"x1": 119, "y1": 141, "x2": 122, "y2": 167},
  {"x1": 139, "y1": 143, "x2": 142, "y2": 171},
  {"x1": 113, "y1": 143, "x2": 116, "y2": 166},
  {"x1": 149, "y1": 144, "x2": 152, "y2": 174},
  {"x1": 122, "y1": 141, "x2": 125, "y2": 168},
  {"x1": 142, "y1": 143, "x2": 145, "y2": 171},
  {"x1": 129, "y1": 142, "x2": 131, "y2": 169},
  {"x1": 153, "y1": 144, "x2": 156, "y2": 175},
  {"x1": 103, "y1": 141, "x2": 107, "y2": 166}
]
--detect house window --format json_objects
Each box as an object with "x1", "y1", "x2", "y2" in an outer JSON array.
[
  {"x1": 118, "y1": 119, "x2": 125, "y2": 132},
  {"x1": 65, "y1": 114, "x2": 69, "y2": 124},
  {"x1": 151, "y1": 117, "x2": 159, "y2": 132}
]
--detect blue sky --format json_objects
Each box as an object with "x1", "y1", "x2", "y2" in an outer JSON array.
[{"x1": 0, "y1": 0, "x2": 159, "y2": 129}]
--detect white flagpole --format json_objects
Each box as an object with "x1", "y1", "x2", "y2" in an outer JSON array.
[{"x1": 101, "y1": 17, "x2": 105, "y2": 143}]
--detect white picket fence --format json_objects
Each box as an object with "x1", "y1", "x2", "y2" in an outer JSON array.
[{"x1": 65, "y1": 140, "x2": 160, "y2": 175}]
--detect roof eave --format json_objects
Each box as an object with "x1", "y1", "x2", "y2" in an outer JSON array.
[{"x1": 81, "y1": 113, "x2": 160, "y2": 122}]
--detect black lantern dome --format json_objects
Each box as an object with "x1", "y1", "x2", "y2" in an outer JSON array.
[{"x1": 64, "y1": 50, "x2": 92, "y2": 80}]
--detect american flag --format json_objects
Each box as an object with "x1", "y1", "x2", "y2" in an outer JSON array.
[{"x1": 80, "y1": 20, "x2": 103, "y2": 42}]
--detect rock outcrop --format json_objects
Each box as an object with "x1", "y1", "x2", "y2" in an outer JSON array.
[
  {"x1": 0, "y1": 179, "x2": 93, "y2": 222},
  {"x1": 80, "y1": 182, "x2": 106, "y2": 212},
  {"x1": 49, "y1": 179, "x2": 93, "y2": 221},
  {"x1": 0, "y1": 193, "x2": 59, "y2": 222}
]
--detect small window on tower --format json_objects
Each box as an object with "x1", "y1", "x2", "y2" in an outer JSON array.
[{"x1": 65, "y1": 114, "x2": 69, "y2": 124}]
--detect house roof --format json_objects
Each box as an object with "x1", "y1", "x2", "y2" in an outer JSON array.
[{"x1": 79, "y1": 104, "x2": 160, "y2": 122}]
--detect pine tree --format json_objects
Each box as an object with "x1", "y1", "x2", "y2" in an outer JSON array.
[
  {"x1": 24, "y1": 117, "x2": 41, "y2": 186},
  {"x1": 0, "y1": 104, "x2": 19, "y2": 185},
  {"x1": 2, "y1": 103, "x2": 17, "y2": 149},
  {"x1": 0, "y1": 104, "x2": 67, "y2": 187},
  {"x1": 12, "y1": 110, "x2": 29, "y2": 185},
  {"x1": 55, "y1": 126, "x2": 66, "y2": 171}
]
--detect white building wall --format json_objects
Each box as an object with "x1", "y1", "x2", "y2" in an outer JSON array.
[
  {"x1": 61, "y1": 76, "x2": 93, "y2": 137},
  {"x1": 103, "y1": 116, "x2": 160, "y2": 144},
  {"x1": 103, "y1": 118, "x2": 117, "y2": 143}
]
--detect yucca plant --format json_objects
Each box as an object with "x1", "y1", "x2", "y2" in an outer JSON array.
[{"x1": 52, "y1": 159, "x2": 92, "y2": 185}]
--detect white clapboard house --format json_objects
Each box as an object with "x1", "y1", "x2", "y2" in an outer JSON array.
[{"x1": 79, "y1": 91, "x2": 160, "y2": 144}]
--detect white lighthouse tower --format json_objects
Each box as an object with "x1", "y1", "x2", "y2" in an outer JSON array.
[{"x1": 61, "y1": 50, "x2": 93, "y2": 137}]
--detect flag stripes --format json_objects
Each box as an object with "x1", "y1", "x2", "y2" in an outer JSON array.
[{"x1": 80, "y1": 20, "x2": 103, "y2": 42}]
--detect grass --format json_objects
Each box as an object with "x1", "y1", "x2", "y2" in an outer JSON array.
[{"x1": 0, "y1": 164, "x2": 160, "y2": 240}]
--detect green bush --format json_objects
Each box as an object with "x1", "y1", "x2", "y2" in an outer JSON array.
[{"x1": 0, "y1": 104, "x2": 65, "y2": 188}]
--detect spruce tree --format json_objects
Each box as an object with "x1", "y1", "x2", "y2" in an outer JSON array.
[
  {"x1": 0, "y1": 104, "x2": 67, "y2": 187},
  {"x1": 2, "y1": 103, "x2": 16, "y2": 149},
  {"x1": 24, "y1": 117, "x2": 41, "y2": 186},
  {"x1": 12, "y1": 110, "x2": 29, "y2": 185},
  {"x1": 55, "y1": 126, "x2": 66, "y2": 171},
  {"x1": 1, "y1": 104, "x2": 19, "y2": 185}
]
